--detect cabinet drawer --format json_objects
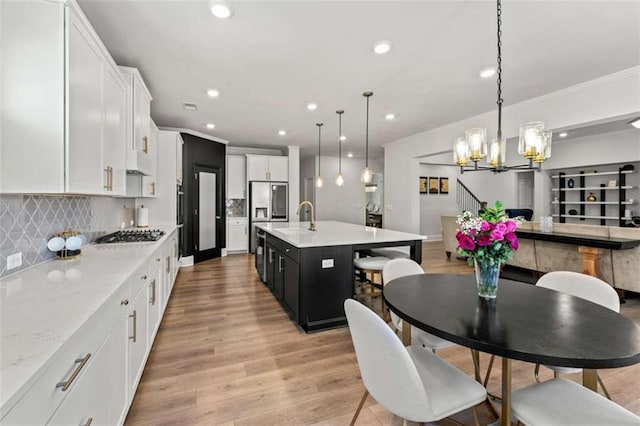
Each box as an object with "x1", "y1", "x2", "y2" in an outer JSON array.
[
  {"x1": 1, "y1": 306, "x2": 110, "y2": 425},
  {"x1": 281, "y1": 241, "x2": 299, "y2": 263},
  {"x1": 228, "y1": 218, "x2": 247, "y2": 226}
]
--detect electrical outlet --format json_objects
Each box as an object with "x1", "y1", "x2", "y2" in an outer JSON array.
[{"x1": 7, "y1": 253, "x2": 22, "y2": 270}]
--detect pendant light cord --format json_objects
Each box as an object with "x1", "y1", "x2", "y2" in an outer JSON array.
[
  {"x1": 363, "y1": 92, "x2": 373, "y2": 168},
  {"x1": 496, "y1": 0, "x2": 503, "y2": 140},
  {"x1": 337, "y1": 111, "x2": 343, "y2": 174},
  {"x1": 316, "y1": 123, "x2": 323, "y2": 173}
]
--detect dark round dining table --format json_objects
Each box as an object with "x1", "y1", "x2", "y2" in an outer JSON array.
[{"x1": 383, "y1": 273, "x2": 640, "y2": 426}]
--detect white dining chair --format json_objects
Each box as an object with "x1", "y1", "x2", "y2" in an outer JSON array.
[
  {"x1": 344, "y1": 299, "x2": 487, "y2": 425},
  {"x1": 382, "y1": 259, "x2": 455, "y2": 352},
  {"x1": 511, "y1": 378, "x2": 640, "y2": 425},
  {"x1": 534, "y1": 270, "x2": 619, "y2": 399}
]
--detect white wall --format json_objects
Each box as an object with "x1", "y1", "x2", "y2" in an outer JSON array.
[
  {"x1": 418, "y1": 164, "x2": 459, "y2": 239},
  {"x1": 287, "y1": 146, "x2": 300, "y2": 222},
  {"x1": 384, "y1": 67, "x2": 640, "y2": 233},
  {"x1": 300, "y1": 155, "x2": 383, "y2": 225}
]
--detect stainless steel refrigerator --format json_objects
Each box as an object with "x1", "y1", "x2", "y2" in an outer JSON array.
[{"x1": 249, "y1": 181, "x2": 288, "y2": 253}]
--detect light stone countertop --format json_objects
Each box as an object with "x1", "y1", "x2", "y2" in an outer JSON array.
[
  {"x1": 255, "y1": 221, "x2": 426, "y2": 248},
  {"x1": 0, "y1": 226, "x2": 176, "y2": 416}
]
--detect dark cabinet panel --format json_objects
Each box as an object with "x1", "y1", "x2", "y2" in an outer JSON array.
[
  {"x1": 282, "y1": 255, "x2": 299, "y2": 322},
  {"x1": 266, "y1": 242, "x2": 276, "y2": 291},
  {"x1": 299, "y1": 246, "x2": 353, "y2": 331}
]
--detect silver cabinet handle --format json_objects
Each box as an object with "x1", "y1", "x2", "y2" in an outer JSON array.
[
  {"x1": 81, "y1": 418, "x2": 93, "y2": 426},
  {"x1": 166, "y1": 256, "x2": 171, "y2": 274},
  {"x1": 278, "y1": 256, "x2": 283, "y2": 272},
  {"x1": 104, "y1": 167, "x2": 110, "y2": 190},
  {"x1": 129, "y1": 310, "x2": 137, "y2": 342},
  {"x1": 141, "y1": 275, "x2": 147, "y2": 280},
  {"x1": 149, "y1": 279, "x2": 156, "y2": 305},
  {"x1": 269, "y1": 248, "x2": 274, "y2": 263},
  {"x1": 156, "y1": 258, "x2": 161, "y2": 262},
  {"x1": 56, "y1": 353, "x2": 91, "y2": 391},
  {"x1": 244, "y1": 226, "x2": 247, "y2": 235},
  {"x1": 121, "y1": 299, "x2": 129, "y2": 306}
]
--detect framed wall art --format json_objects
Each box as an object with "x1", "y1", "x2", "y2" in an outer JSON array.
[
  {"x1": 440, "y1": 177, "x2": 449, "y2": 194},
  {"x1": 429, "y1": 177, "x2": 439, "y2": 194},
  {"x1": 419, "y1": 176, "x2": 428, "y2": 194}
]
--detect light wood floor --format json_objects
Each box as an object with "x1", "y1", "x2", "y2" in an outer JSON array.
[{"x1": 125, "y1": 241, "x2": 640, "y2": 425}]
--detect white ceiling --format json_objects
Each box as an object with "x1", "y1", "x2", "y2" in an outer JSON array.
[{"x1": 78, "y1": 0, "x2": 640, "y2": 159}]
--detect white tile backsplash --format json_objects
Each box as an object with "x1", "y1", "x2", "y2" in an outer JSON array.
[{"x1": 0, "y1": 195, "x2": 134, "y2": 277}]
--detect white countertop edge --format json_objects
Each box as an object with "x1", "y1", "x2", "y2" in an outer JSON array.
[
  {"x1": 255, "y1": 221, "x2": 426, "y2": 248},
  {"x1": 0, "y1": 225, "x2": 177, "y2": 416}
]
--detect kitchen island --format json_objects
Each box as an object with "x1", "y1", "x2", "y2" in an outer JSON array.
[{"x1": 255, "y1": 221, "x2": 426, "y2": 332}]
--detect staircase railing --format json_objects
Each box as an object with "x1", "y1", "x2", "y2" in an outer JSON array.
[{"x1": 456, "y1": 179, "x2": 485, "y2": 216}]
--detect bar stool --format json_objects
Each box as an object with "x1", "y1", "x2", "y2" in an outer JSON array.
[
  {"x1": 370, "y1": 247, "x2": 410, "y2": 259},
  {"x1": 354, "y1": 256, "x2": 391, "y2": 319}
]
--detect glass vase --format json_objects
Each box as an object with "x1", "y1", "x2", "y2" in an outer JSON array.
[{"x1": 474, "y1": 258, "x2": 500, "y2": 299}]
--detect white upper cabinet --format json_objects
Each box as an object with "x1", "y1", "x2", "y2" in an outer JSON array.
[
  {"x1": 103, "y1": 66, "x2": 128, "y2": 196},
  {"x1": 269, "y1": 156, "x2": 289, "y2": 182},
  {"x1": 246, "y1": 155, "x2": 288, "y2": 182},
  {"x1": 119, "y1": 66, "x2": 153, "y2": 176},
  {"x1": 227, "y1": 155, "x2": 246, "y2": 199},
  {"x1": 0, "y1": 0, "x2": 127, "y2": 195}
]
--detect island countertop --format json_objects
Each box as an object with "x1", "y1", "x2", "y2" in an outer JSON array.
[{"x1": 255, "y1": 221, "x2": 426, "y2": 248}]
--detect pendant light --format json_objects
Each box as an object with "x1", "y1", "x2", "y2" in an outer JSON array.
[
  {"x1": 316, "y1": 122, "x2": 324, "y2": 188},
  {"x1": 361, "y1": 91, "x2": 373, "y2": 183},
  {"x1": 335, "y1": 110, "x2": 345, "y2": 186},
  {"x1": 453, "y1": 0, "x2": 551, "y2": 173}
]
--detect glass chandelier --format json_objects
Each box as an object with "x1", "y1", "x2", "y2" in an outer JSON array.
[
  {"x1": 453, "y1": 0, "x2": 552, "y2": 173},
  {"x1": 361, "y1": 92, "x2": 373, "y2": 183}
]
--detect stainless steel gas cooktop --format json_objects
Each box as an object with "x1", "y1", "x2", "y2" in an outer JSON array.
[{"x1": 95, "y1": 229, "x2": 165, "y2": 244}]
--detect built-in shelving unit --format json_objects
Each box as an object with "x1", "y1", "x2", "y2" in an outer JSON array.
[{"x1": 551, "y1": 164, "x2": 637, "y2": 226}]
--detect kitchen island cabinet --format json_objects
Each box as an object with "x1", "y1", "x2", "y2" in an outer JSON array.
[{"x1": 259, "y1": 221, "x2": 425, "y2": 332}]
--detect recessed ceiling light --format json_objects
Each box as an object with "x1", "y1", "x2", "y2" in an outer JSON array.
[
  {"x1": 206, "y1": 89, "x2": 220, "y2": 98},
  {"x1": 206, "y1": 123, "x2": 215, "y2": 129},
  {"x1": 373, "y1": 40, "x2": 391, "y2": 55},
  {"x1": 340, "y1": 135, "x2": 347, "y2": 141},
  {"x1": 480, "y1": 68, "x2": 496, "y2": 78},
  {"x1": 558, "y1": 132, "x2": 568, "y2": 138},
  {"x1": 278, "y1": 130, "x2": 287, "y2": 136},
  {"x1": 209, "y1": 0, "x2": 233, "y2": 19},
  {"x1": 630, "y1": 118, "x2": 640, "y2": 129},
  {"x1": 307, "y1": 103, "x2": 318, "y2": 111},
  {"x1": 385, "y1": 113, "x2": 395, "y2": 120},
  {"x1": 347, "y1": 152, "x2": 353, "y2": 158}
]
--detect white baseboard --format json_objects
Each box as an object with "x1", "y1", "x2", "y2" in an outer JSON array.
[
  {"x1": 426, "y1": 234, "x2": 443, "y2": 241},
  {"x1": 179, "y1": 255, "x2": 194, "y2": 267}
]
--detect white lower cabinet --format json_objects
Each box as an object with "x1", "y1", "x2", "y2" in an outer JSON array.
[
  {"x1": 108, "y1": 283, "x2": 131, "y2": 426},
  {"x1": 129, "y1": 276, "x2": 149, "y2": 394},
  {"x1": 48, "y1": 338, "x2": 110, "y2": 426},
  {"x1": 1, "y1": 230, "x2": 180, "y2": 426},
  {"x1": 148, "y1": 256, "x2": 163, "y2": 342},
  {"x1": 227, "y1": 218, "x2": 248, "y2": 252}
]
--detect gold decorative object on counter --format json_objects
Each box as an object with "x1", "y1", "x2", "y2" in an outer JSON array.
[
  {"x1": 586, "y1": 192, "x2": 597, "y2": 202},
  {"x1": 50, "y1": 229, "x2": 84, "y2": 260}
]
